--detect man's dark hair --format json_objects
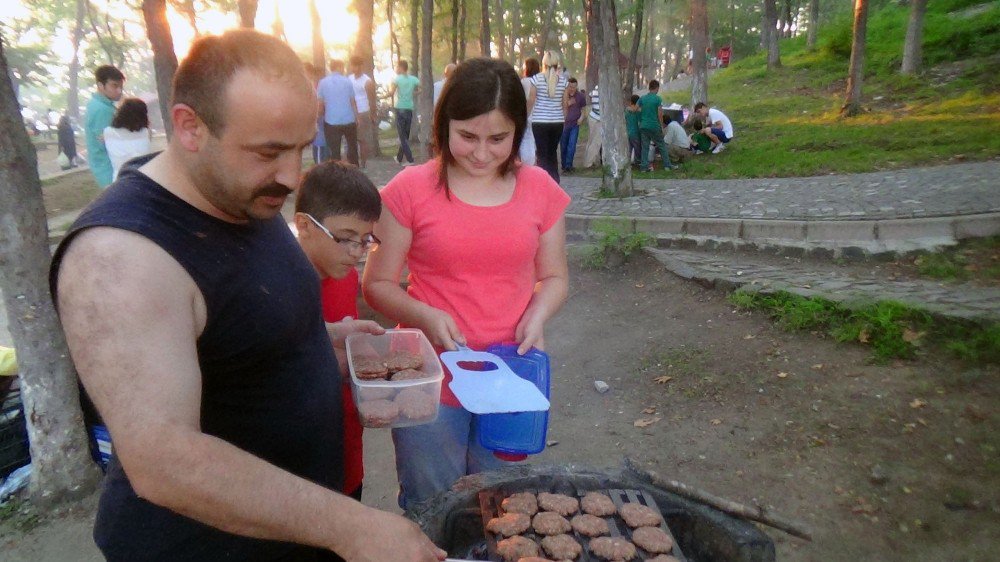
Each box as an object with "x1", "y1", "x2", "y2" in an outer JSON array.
[
  {"x1": 111, "y1": 98, "x2": 149, "y2": 132},
  {"x1": 630, "y1": 94, "x2": 640, "y2": 104},
  {"x1": 397, "y1": 60, "x2": 409, "y2": 72},
  {"x1": 648, "y1": 79, "x2": 660, "y2": 90},
  {"x1": 523, "y1": 58, "x2": 540, "y2": 78},
  {"x1": 328, "y1": 59, "x2": 344, "y2": 73},
  {"x1": 171, "y1": 29, "x2": 308, "y2": 136},
  {"x1": 295, "y1": 161, "x2": 382, "y2": 223},
  {"x1": 432, "y1": 58, "x2": 526, "y2": 191},
  {"x1": 95, "y1": 65, "x2": 124, "y2": 85},
  {"x1": 694, "y1": 102, "x2": 708, "y2": 112}
]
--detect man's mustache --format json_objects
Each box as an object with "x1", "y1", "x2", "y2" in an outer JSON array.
[{"x1": 253, "y1": 184, "x2": 293, "y2": 198}]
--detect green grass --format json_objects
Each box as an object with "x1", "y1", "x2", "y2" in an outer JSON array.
[
  {"x1": 728, "y1": 289, "x2": 1000, "y2": 364},
  {"x1": 584, "y1": 219, "x2": 653, "y2": 268},
  {"x1": 906, "y1": 236, "x2": 1000, "y2": 283},
  {"x1": 593, "y1": 0, "x2": 1000, "y2": 180}
]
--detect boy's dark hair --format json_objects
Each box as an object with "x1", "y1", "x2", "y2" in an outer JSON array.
[
  {"x1": 111, "y1": 98, "x2": 149, "y2": 132},
  {"x1": 688, "y1": 116, "x2": 704, "y2": 130},
  {"x1": 648, "y1": 79, "x2": 660, "y2": 90},
  {"x1": 523, "y1": 58, "x2": 540, "y2": 78},
  {"x1": 630, "y1": 94, "x2": 640, "y2": 104},
  {"x1": 172, "y1": 29, "x2": 308, "y2": 137},
  {"x1": 397, "y1": 60, "x2": 409, "y2": 72},
  {"x1": 568, "y1": 77, "x2": 578, "y2": 84},
  {"x1": 432, "y1": 57, "x2": 526, "y2": 192},
  {"x1": 95, "y1": 65, "x2": 124, "y2": 85},
  {"x1": 694, "y1": 102, "x2": 708, "y2": 112},
  {"x1": 295, "y1": 161, "x2": 382, "y2": 223},
  {"x1": 328, "y1": 59, "x2": 344, "y2": 73}
]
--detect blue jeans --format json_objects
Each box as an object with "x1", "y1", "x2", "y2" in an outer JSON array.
[
  {"x1": 559, "y1": 123, "x2": 580, "y2": 170},
  {"x1": 392, "y1": 405, "x2": 508, "y2": 510},
  {"x1": 394, "y1": 108, "x2": 414, "y2": 163}
]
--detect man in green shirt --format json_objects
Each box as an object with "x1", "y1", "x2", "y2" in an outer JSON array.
[
  {"x1": 637, "y1": 80, "x2": 672, "y2": 172},
  {"x1": 84, "y1": 65, "x2": 125, "y2": 188},
  {"x1": 388, "y1": 60, "x2": 420, "y2": 165}
]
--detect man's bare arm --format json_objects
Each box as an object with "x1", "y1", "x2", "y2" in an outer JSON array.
[{"x1": 57, "y1": 228, "x2": 443, "y2": 561}]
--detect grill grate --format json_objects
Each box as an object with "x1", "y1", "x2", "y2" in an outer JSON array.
[{"x1": 478, "y1": 487, "x2": 689, "y2": 562}]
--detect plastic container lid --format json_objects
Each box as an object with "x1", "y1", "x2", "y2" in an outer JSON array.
[{"x1": 474, "y1": 345, "x2": 550, "y2": 456}]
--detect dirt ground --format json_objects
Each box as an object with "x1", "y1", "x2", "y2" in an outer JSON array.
[{"x1": 2, "y1": 250, "x2": 997, "y2": 561}]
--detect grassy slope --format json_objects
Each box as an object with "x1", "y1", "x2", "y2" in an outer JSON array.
[{"x1": 637, "y1": 0, "x2": 1000, "y2": 179}]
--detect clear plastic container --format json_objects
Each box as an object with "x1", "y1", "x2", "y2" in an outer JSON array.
[{"x1": 346, "y1": 329, "x2": 443, "y2": 428}]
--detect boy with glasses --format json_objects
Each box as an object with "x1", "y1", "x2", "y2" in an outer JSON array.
[{"x1": 293, "y1": 161, "x2": 384, "y2": 502}]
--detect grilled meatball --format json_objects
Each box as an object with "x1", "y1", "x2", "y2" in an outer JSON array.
[
  {"x1": 497, "y1": 536, "x2": 539, "y2": 562},
  {"x1": 630, "y1": 526, "x2": 673, "y2": 554},
  {"x1": 570, "y1": 513, "x2": 609, "y2": 537},
  {"x1": 486, "y1": 512, "x2": 532, "y2": 537},
  {"x1": 589, "y1": 536, "x2": 637, "y2": 561},
  {"x1": 541, "y1": 534, "x2": 582, "y2": 560},
  {"x1": 502, "y1": 492, "x2": 539, "y2": 516},
  {"x1": 645, "y1": 556, "x2": 681, "y2": 562},
  {"x1": 532, "y1": 511, "x2": 571, "y2": 535},
  {"x1": 619, "y1": 503, "x2": 663, "y2": 528},
  {"x1": 581, "y1": 492, "x2": 618, "y2": 517},
  {"x1": 385, "y1": 350, "x2": 423, "y2": 371},
  {"x1": 537, "y1": 492, "x2": 579, "y2": 516}
]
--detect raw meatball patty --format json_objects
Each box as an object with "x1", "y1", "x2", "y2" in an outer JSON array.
[
  {"x1": 496, "y1": 536, "x2": 539, "y2": 562},
  {"x1": 619, "y1": 503, "x2": 663, "y2": 528},
  {"x1": 389, "y1": 368, "x2": 428, "y2": 381},
  {"x1": 581, "y1": 492, "x2": 617, "y2": 517},
  {"x1": 541, "y1": 534, "x2": 582, "y2": 560},
  {"x1": 570, "y1": 513, "x2": 609, "y2": 537},
  {"x1": 501, "y1": 492, "x2": 539, "y2": 516},
  {"x1": 385, "y1": 350, "x2": 423, "y2": 371},
  {"x1": 631, "y1": 526, "x2": 673, "y2": 554},
  {"x1": 532, "y1": 511, "x2": 571, "y2": 535},
  {"x1": 352, "y1": 356, "x2": 389, "y2": 380},
  {"x1": 357, "y1": 399, "x2": 398, "y2": 427},
  {"x1": 486, "y1": 512, "x2": 531, "y2": 537},
  {"x1": 537, "y1": 492, "x2": 579, "y2": 516},
  {"x1": 589, "y1": 536, "x2": 637, "y2": 561},
  {"x1": 395, "y1": 387, "x2": 436, "y2": 420}
]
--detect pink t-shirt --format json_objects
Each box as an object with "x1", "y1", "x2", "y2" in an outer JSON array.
[{"x1": 380, "y1": 160, "x2": 570, "y2": 407}]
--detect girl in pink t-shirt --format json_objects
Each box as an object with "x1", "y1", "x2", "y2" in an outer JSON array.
[{"x1": 363, "y1": 58, "x2": 570, "y2": 509}]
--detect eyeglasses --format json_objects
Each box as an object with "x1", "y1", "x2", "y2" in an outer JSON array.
[{"x1": 304, "y1": 213, "x2": 380, "y2": 253}]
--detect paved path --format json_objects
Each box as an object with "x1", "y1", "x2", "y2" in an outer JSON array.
[
  {"x1": 648, "y1": 248, "x2": 1000, "y2": 323},
  {"x1": 562, "y1": 160, "x2": 1000, "y2": 221}
]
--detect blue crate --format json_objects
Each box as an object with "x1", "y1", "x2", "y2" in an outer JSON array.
[{"x1": 475, "y1": 345, "x2": 550, "y2": 456}]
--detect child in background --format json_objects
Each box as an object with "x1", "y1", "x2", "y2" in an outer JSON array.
[
  {"x1": 293, "y1": 160, "x2": 385, "y2": 500},
  {"x1": 625, "y1": 94, "x2": 641, "y2": 165},
  {"x1": 687, "y1": 116, "x2": 713, "y2": 154},
  {"x1": 104, "y1": 98, "x2": 152, "y2": 181}
]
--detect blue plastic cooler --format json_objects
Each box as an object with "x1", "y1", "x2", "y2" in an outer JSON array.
[{"x1": 474, "y1": 345, "x2": 550, "y2": 455}]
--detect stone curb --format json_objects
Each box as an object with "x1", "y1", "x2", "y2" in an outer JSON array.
[{"x1": 566, "y1": 212, "x2": 1000, "y2": 258}]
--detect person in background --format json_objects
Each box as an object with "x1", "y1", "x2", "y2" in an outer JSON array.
[
  {"x1": 317, "y1": 59, "x2": 359, "y2": 166},
  {"x1": 84, "y1": 64, "x2": 124, "y2": 188},
  {"x1": 293, "y1": 161, "x2": 384, "y2": 503},
  {"x1": 559, "y1": 77, "x2": 586, "y2": 174},
  {"x1": 527, "y1": 50, "x2": 568, "y2": 183},
  {"x1": 305, "y1": 62, "x2": 330, "y2": 165},
  {"x1": 388, "y1": 60, "x2": 420, "y2": 165},
  {"x1": 663, "y1": 112, "x2": 692, "y2": 165},
  {"x1": 47, "y1": 108, "x2": 60, "y2": 139},
  {"x1": 433, "y1": 62, "x2": 457, "y2": 108},
  {"x1": 57, "y1": 113, "x2": 79, "y2": 169},
  {"x1": 693, "y1": 101, "x2": 735, "y2": 153},
  {"x1": 51, "y1": 29, "x2": 445, "y2": 562},
  {"x1": 518, "y1": 58, "x2": 540, "y2": 166},
  {"x1": 625, "y1": 94, "x2": 641, "y2": 165},
  {"x1": 349, "y1": 56, "x2": 378, "y2": 169},
  {"x1": 637, "y1": 80, "x2": 672, "y2": 172},
  {"x1": 362, "y1": 57, "x2": 570, "y2": 510},
  {"x1": 583, "y1": 84, "x2": 602, "y2": 168},
  {"x1": 687, "y1": 115, "x2": 713, "y2": 154},
  {"x1": 103, "y1": 98, "x2": 152, "y2": 181}
]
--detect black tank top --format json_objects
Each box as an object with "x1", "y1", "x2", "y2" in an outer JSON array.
[{"x1": 50, "y1": 155, "x2": 344, "y2": 561}]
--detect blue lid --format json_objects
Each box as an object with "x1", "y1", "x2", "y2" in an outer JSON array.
[{"x1": 475, "y1": 345, "x2": 550, "y2": 455}]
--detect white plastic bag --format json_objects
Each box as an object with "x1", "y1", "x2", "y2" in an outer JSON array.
[{"x1": 56, "y1": 151, "x2": 70, "y2": 168}]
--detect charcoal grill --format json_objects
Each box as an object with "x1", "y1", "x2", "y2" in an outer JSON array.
[{"x1": 408, "y1": 463, "x2": 775, "y2": 562}]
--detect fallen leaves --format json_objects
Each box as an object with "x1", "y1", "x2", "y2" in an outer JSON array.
[
  {"x1": 777, "y1": 371, "x2": 789, "y2": 379},
  {"x1": 634, "y1": 417, "x2": 661, "y2": 428},
  {"x1": 653, "y1": 375, "x2": 673, "y2": 384},
  {"x1": 710, "y1": 418, "x2": 722, "y2": 425},
  {"x1": 909, "y1": 398, "x2": 927, "y2": 409},
  {"x1": 858, "y1": 330, "x2": 870, "y2": 343},
  {"x1": 641, "y1": 407, "x2": 657, "y2": 414},
  {"x1": 902, "y1": 328, "x2": 926, "y2": 344}
]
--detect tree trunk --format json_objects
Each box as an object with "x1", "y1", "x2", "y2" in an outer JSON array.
[
  {"x1": 538, "y1": 0, "x2": 558, "y2": 56},
  {"x1": 418, "y1": 0, "x2": 433, "y2": 153},
  {"x1": 841, "y1": 0, "x2": 868, "y2": 116},
  {"x1": 584, "y1": 0, "x2": 598, "y2": 90},
  {"x1": 67, "y1": 0, "x2": 87, "y2": 121},
  {"x1": 410, "y1": 0, "x2": 419, "y2": 74},
  {"x1": 0, "y1": 37, "x2": 102, "y2": 508},
  {"x1": 459, "y1": 0, "x2": 467, "y2": 60},
  {"x1": 510, "y1": 3, "x2": 519, "y2": 60},
  {"x1": 175, "y1": 0, "x2": 199, "y2": 37},
  {"x1": 781, "y1": 0, "x2": 793, "y2": 38},
  {"x1": 354, "y1": 0, "x2": 381, "y2": 156},
  {"x1": 593, "y1": 0, "x2": 632, "y2": 196},
  {"x1": 237, "y1": 0, "x2": 258, "y2": 28},
  {"x1": 451, "y1": 0, "x2": 459, "y2": 62},
  {"x1": 388, "y1": 0, "x2": 399, "y2": 63},
  {"x1": 626, "y1": 0, "x2": 645, "y2": 93},
  {"x1": 764, "y1": 0, "x2": 781, "y2": 69},
  {"x1": 481, "y1": 0, "x2": 492, "y2": 57},
  {"x1": 806, "y1": 0, "x2": 819, "y2": 49},
  {"x1": 690, "y1": 0, "x2": 709, "y2": 107},
  {"x1": 900, "y1": 0, "x2": 927, "y2": 75},
  {"x1": 142, "y1": 0, "x2": 179, "y2": 138},
  {"x1": 310, "y1": 0, "x2": 324, "y2": 70}
]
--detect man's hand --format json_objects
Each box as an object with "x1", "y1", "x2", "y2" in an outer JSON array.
[
  {"x1": 327, "y1": 317, "x2": 385, "y2": 350},
  {"x1": 338, "y1": 508, "x2": 446, "y2": 562}
]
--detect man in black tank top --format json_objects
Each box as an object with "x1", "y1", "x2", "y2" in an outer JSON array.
[{"x1": 50, "y1": 29, "x2": 445, "y2": 562}]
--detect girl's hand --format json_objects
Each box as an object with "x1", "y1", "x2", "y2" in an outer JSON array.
[
  {"x1": 326, "y1": 317, "x2": 385, "y2": 349},
  {"x1": 514, "y1": 311, "x2": 546, "y2": 355},
  {"x1": 415, "y1": 307, "x2": 466, "y2": 351}
]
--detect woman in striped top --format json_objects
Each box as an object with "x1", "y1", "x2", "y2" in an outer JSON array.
[{"x1": 527, "y1": 50, "x2": 568, "y2": 183}]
